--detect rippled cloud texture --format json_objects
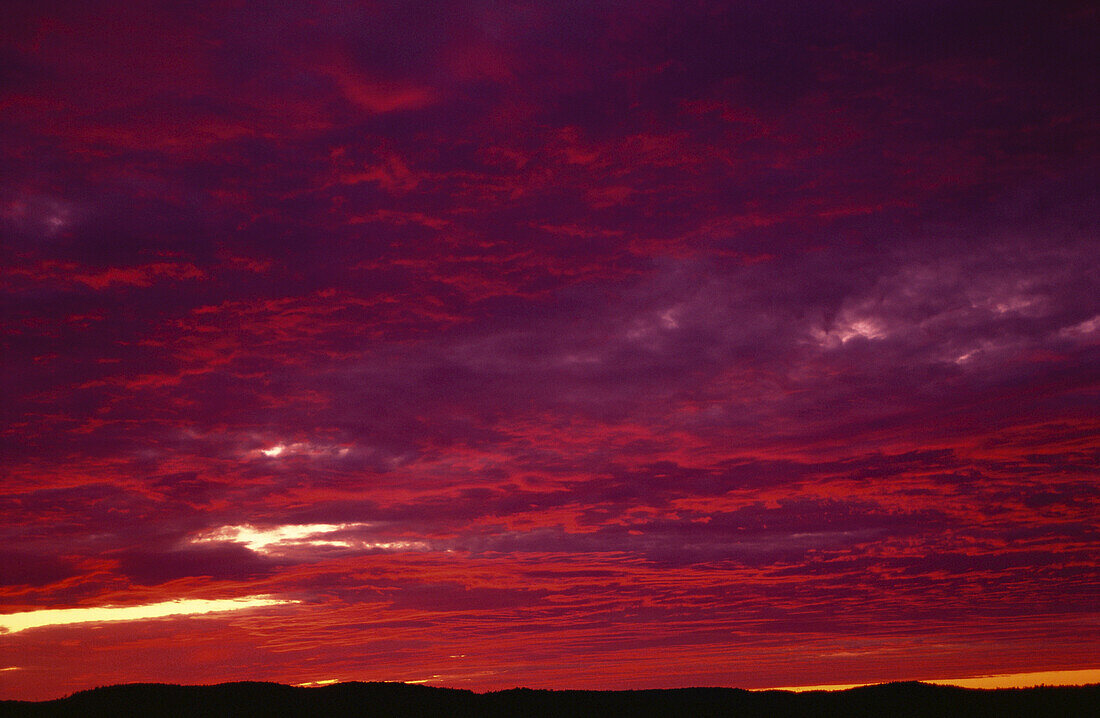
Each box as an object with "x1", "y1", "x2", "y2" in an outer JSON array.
[{"x1": 2, "y1": 0, "x2": 1097, "y2": 701}]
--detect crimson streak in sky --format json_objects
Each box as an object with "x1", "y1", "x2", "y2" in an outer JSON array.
[{"x1": 1, "y1": 0, "x2": 1098, "y2": 701}]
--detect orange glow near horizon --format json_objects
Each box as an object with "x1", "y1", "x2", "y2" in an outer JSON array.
[
  {"x1": 923, "y1": 669, "x2": 1100, "y2": 690},
  {"x1": 766, "y1": 668, "x2": 1100, "y2": 692}
]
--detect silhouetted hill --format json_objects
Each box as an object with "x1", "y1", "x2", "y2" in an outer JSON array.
[{"x1": 1, "y1": 679, "x2": 1097, "y2": 717}]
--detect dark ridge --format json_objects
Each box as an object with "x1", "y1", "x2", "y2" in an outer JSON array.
[{"x1": 1, "y1": 680, "x2": 1098, "y2": 718}]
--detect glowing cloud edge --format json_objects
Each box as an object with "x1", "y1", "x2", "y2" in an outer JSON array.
[{"x1": 0, "y1": 596, "x2": 296, "y2": 635}]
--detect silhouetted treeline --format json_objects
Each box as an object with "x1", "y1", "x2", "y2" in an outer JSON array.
[{"x1": 2, "y1": 680, "x2": 1098, "y2": 717}]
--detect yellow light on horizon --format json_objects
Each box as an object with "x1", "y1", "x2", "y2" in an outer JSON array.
[
  {"x1": 760, "y1": 681, "x2": 867, "y2": 692},
  {"x1": 763, "y1": 667, "x2": 1100, "y2": 692},
  {"x1": 0, "y1": 596, "x2": 295, "y2": 635},
  {"x1": 924, "y1": 668, "x2": 1100, "y2": 690}
]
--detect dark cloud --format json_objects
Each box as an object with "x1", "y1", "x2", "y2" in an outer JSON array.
[
  {"x1": 115, "y1": 544, "x2": 276, "y2": 586},
  {"x1": 0, "y1": 551, "x2": 76, "y2": 588}
]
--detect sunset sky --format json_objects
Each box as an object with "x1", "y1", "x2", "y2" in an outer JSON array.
[{"x1": 2, "y1": 0, "x2": 1098, "y2": 702}]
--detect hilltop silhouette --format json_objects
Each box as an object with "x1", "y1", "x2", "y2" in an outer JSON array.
[{"x1": 2, "y1": 680, "x2": 1098, "y2": 718}]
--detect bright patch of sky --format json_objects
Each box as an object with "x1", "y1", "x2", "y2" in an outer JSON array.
[
  {"x1": 191, "y1": 523, "x2": 429, "y2": 555},
  {"x1": 192, "y1": 524, "x2": 359, "y2": 552},
  {"x1": 0, "y1": 597, "x2": 295, "y2": 635},
  {"x1": 256, "y1": 442, "x2": 351, "y2": 459}
]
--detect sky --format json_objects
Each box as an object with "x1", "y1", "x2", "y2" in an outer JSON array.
[{"x1": 1, "y1": 0, "x2": 1098, "y2": 702}]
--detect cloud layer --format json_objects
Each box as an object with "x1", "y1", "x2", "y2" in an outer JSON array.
[{"x1": 2, "y1": 0, "x2": 1098, "y2": 701}]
